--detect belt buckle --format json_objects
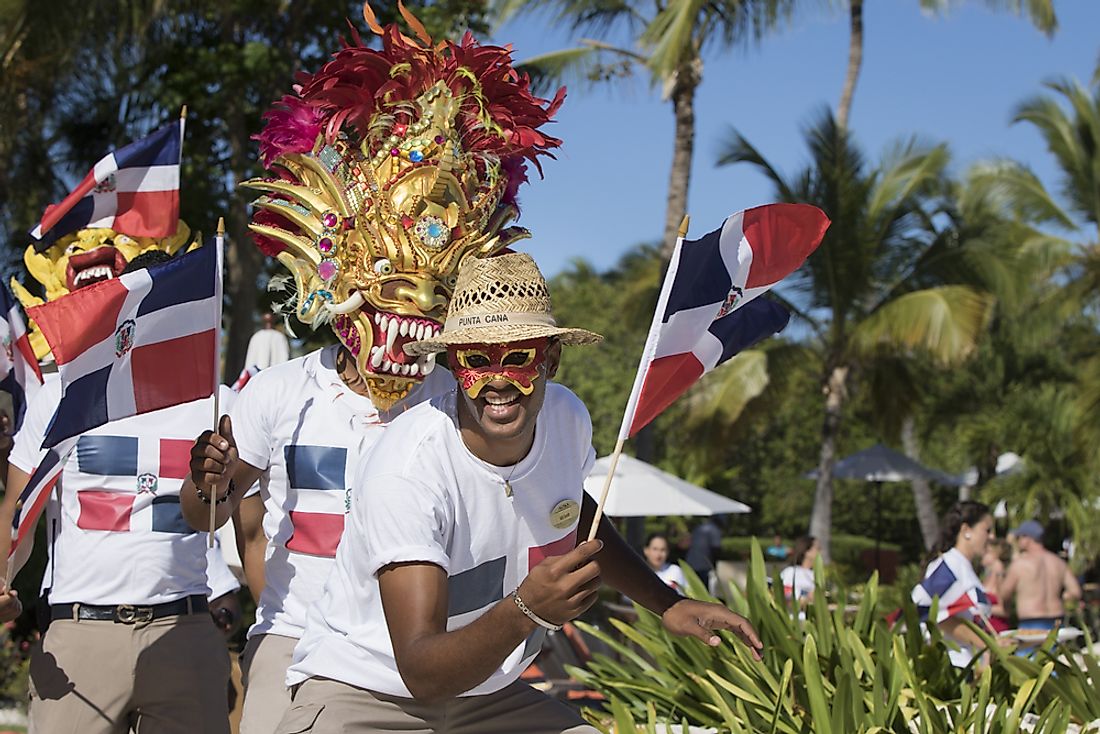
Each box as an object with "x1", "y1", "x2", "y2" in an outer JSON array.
[{"x1": 115, "y1": 604, "x2": 154, "y2": 624}]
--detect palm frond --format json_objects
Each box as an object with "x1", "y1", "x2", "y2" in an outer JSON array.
[
  {"x1": 680, "y1": 350, "x2": 770, "y2": 431},
  {"x1": 851, "y1": 285, "x2": 995, "y2": 366},
  {"x1": 641, "y1": 0, "x2": 708, "y2": 76},
  {"x1": 715, "y1": 125, "x2": 796, "y2": 201},
  {"x1": 967, "y1": 159, "x2": 1077, "y2": 230},
  {"x1": 515, "y1": 46, "x2": 608, "y2": 94}
]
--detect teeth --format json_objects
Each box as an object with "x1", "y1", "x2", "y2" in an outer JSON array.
[
  {"x1": 424, "y1": 353, "x2": 436, "y2": 374},
  {"x1": 380, "y1": 315, "x2": 389, "y2": 333},
  {"x1": 485, "y1": 394, "x2": 518, "y2": 406},
  {"x1": 386, "y1": 317, "x2": 399, "y2": 358},
  {"x1": 374, "y1": 313, "x2": 381, "y2": 325},
  {"x1": 370, "y1": 347, "x2": 383, "y2": 369},
  {"x1": 399, "y1": 320, "x2": 409, "y2": 337},
  {"x1": 408, "y1": 362, "x2": 419, "y2": 376},
  {"x1": 382, "y1": 358, "x2": 392, "y2": 372}
]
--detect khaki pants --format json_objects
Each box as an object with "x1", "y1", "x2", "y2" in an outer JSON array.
[
  {"x1": 277, "y1": 677, "x2": 599, "y2": 734},
  {"x1": 240, "y1": 633, "x2": 297, "y2": 734},
  {"x1": 28, "y1": 613, "x2": 231, "y2": 734}
]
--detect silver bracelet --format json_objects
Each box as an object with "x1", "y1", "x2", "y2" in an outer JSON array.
[{"x1": 511, "y1": 590, "x2": 563, "y2": 631}]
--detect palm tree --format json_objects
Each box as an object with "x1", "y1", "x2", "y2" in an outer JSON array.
[
  {"x1": 717, "y1": 111, "x2": 999, "y2": 559},
  {"x1": 836, "y1": 0, "x2": 1057, "y2": 130},
  {"x1": 496, "y1": 0, "x2": 795, "y2": 255}
]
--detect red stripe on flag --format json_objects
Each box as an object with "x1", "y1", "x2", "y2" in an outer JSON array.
[
  {"x1": 159, "y1": 439, "x2": 192, "y2": 479},
  {"x1": 113, "y1": 190, "x2": 180, "y2": 239},
  {"x1": 529, "y1": 529, "x2": 578, "y2": 569},
  {"x1": 76, "y1": 490, "x2": 134, "y2": 532},
  {"x1": 15, "y1": 335, "x2": 42, "y2": 383},
  {"x1": 130, "y1": 330, "x2": 216, "y2": 414},
  {"x1": 286, "y1": 511, "x2": 344, "y2": 557},
  {"x1": 28, "y1": 278, "x2": 129, "y2": 365},
  {"x1": 628, "y1": 352, "x2": 704, "y2": 437},
  {"x1": 741, "y1": 204, "x2": 830, "y2": 289},
  {"x1": 38, "y1": 172, "x2": 99, "y2": 233}
]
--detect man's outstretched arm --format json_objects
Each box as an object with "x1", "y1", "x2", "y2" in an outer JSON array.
[{"x1": 579, "y1": 494, "x2": 762, "y2": 657}]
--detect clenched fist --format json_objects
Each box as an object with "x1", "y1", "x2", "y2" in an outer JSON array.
[
  {"x1": 189, "y1": 414, "x2": 238, "y2": 503},
  {"x1": 515, "y1": 540, "x2": 603, "y2": 627}
]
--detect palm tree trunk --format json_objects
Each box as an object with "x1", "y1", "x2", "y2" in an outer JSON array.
[
  {"x1": 661, "y1": 59, "x2": 702, "y2": 258},
  {"x1": 836, "y1": 0, "x2": 864, "y2": 131},
  {"x1": 901, "y1": 415, "x2": 939, "y2": 550},
  {"x1": 809, "y1": 364, "x2": 849, "y2": 562}
]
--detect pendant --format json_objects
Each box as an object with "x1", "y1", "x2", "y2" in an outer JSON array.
[{"x1": 504, "y1": 480, "x2": 513, "y2": 498}]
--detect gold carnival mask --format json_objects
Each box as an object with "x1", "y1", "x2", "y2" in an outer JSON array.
[
  {"x1": 242, "y1": 4, "x2": 563, "y2": 409},
  {"x1": 11, "y1": 223, "x2": 197, "y2": 360}
]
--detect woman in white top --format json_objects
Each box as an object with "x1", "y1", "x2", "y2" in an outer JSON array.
[
  {"x1": 911, "y1": 501, "x2": 994, "y2": 667},
  {"x1": 780, "y1": 536, "x2": 818, "y2": 603},
  {"x1": 643, "y1": 533, "x2": 687, "y2": 592}
]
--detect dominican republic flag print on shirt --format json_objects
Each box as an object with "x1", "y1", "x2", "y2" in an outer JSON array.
[
  {"x1": 619, "y1": 204, "x2": 829, "y2": 439},
  {"x1": 911, "y1": 547, "x2": 992, "y2": 624},
  {"x1": 7, "y1": 436, "x2": 76, "y2": 575},
  {"x1": 0, "y1": 285, "x2": 44, "y2": 431},
  {"x1": 28, "y1": 243, "x2": 220, "y2": 448},
  {"x1": 29, "y1": 120, "x2": 183, "y2": 248}
]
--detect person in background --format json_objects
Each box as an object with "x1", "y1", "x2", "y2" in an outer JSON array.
[
  {"x1": 912, "y1": 501, "x2": 995, "y2": 668},
  {"x1": 780, "y1": 536, "x2": 818, "y2": 603},
  {"x1": 685, "y1": 516, "x2": 723, "y2": 593},
  {"x1": 765, "y1": 533, "x2": 790, "y2": 562},
  {"x1": 643, "y1": 533, "x2": 687, "y2": 591},
  {"x1": 243, "y1": 312, "x2": 290, "y2": 370},
  {"x1": 1000, "y1": 520, "x2": 1081, "y2": 632}
]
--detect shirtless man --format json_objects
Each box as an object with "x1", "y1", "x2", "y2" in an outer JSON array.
[{"x1": 1001, "y1": 520, "x2": 1082, "y2": 630}]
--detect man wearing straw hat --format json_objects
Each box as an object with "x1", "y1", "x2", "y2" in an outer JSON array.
[{"x1": 273, "y1": 252, "x2": 762, "y2": 733}]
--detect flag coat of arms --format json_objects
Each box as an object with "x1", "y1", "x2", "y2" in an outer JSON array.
[
  {"x1": 0, "y1": 285, "x2": 44, "y2": 431},
  {"x1": 29, "y1": 120, "x2": 183, "y2": 247},
  {"x1": 28, "y1": 244, "x2": 220, "y2": 448},
  {"x1": 619, "y1": 203, "x2": 829, "y2": 439}
]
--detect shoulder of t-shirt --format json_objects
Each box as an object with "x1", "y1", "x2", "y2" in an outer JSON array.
[
  {"x1": 361, "y1": 398, "x2": 454, "y2": 477},
  {"x1": 544, "y1": 382, "x2": 592, "y2": 428},
  {"x1": 236, "y1": 349, "x2": 317, "y2": 396}
]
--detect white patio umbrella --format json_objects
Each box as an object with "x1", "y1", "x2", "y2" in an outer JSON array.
[{"x1": 583, "y1": 454, "x2": 751, "y2": 517}]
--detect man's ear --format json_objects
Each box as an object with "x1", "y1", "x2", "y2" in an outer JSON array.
[{"x1": 545, "y1": 339, "x2": 562, "y2": 379}]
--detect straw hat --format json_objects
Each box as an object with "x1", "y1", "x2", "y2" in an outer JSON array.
[{"x1": 404, "y1": 253, "x2": 602, "y2": 355}]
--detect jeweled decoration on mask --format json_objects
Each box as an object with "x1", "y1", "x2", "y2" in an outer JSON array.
[
  {"x1": 448, "y1": 338, "x2": 550, "y2": 399},
  {"x1": 10, "y1": 223, "x2": 198, "y2": 360},
  {"x1": 243, "y1": 3, "x2": 564, "y2": 409}
]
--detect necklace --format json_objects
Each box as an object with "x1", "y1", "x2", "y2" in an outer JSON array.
[{"x1": 503, "y1": 462, "x2": 519, "y2": 498}]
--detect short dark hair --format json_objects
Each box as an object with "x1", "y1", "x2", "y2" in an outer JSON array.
[
  {"x1": 121, "y1": 250, "x2": 173, "y2": 275},
  {"x1": 644, "y1": 533, "x2": 669, "y2": 548}
]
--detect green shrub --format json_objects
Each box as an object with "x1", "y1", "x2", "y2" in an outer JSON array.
[{"x1": 572, "y1": 540, "x2": 1099, "y2": 733}]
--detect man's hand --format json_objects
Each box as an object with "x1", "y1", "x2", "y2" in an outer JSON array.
[
  {"x1": 208, "y1": 591, "x2": 242, "y2": 637},
  {"x1": 0, "y1": 582, "x2": 21, "y2": 624},
  {"x1": 662, "y1": 599, "x2": 763, "y2": 660},
  {"x1": 189, "y1": 415, "x2": 238, "y2": 502},
  {"x1": 515, "y1": 539, "x2": 603, "y2": 626}
]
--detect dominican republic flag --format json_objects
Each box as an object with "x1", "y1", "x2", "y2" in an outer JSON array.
[
  {"x1": 29, "y1": 120, "x2": 183, "y2": 249},
  {"x1": 0, "y1": 285, "x2": 44, "y2": 431},
  {"x1": 617, "y1": 204, "x2": 829, "y2": 439},
  {"x1": 7, "y1": 437, "x2": 78, "y2": 576},
  {"x1": 911, "y1": 549, "x2": 992, "y2": 625},
  {"x1": 27, "y1": 242, "x2": 222, "y2": 448}
]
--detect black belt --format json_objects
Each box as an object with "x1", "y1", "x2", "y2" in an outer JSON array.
[{"x1": 50, "y1": 594, "x2": 208, "y2": 624}]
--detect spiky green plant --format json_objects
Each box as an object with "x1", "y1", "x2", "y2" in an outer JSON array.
[{"x1": 571, "y1": 540, "x2": 1099, "y2": 733}]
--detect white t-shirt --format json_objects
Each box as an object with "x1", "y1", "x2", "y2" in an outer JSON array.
[
  {"x1": 780, "y1": 565, "x2": 814, "y2": 601},
  {"x1": 656, "y1": 563, "x2": 688, "y2": 591},
  {"x1": 286, "y1": 383, "x2": 595, "y2": 697},
  {"x1": 230, "y1": 345, "x2": 450, "y2": 640},
  {"x1": 10, "y1": 381, "x2": 236, "y2": 606}
]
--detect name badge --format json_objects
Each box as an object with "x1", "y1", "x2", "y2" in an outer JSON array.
[{"x1": 550, "y1": 499, "x2": 580, "y2": 530}]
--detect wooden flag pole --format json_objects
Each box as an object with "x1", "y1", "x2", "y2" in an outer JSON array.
[
  {"x1": 209, "y1": 217, "x2": 225, "y2": 548},
  {"x1": 586, "y1": 215, "x2": 690, "y2": 542}
]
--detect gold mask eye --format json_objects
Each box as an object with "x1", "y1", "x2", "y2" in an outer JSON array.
[{"x1": 373, "y1": 258, "x2": 394, "y2": 276}]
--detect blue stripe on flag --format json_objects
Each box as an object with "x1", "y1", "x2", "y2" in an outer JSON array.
[
  {"x1": 76, "y1": 435, "x2": 138, "y2": 476},
  {"x1": 113, "y1": 122, "x2": 180, "y2": 169},
  {"x1": 136, "y1": 244, "x2": 216, "y2": 317},
  {"x1": 920, "y1": 561, "x2": 958, "y2": 599},
  {"x1": 43, "y1": 365, "x2": 111, "y2": 448},
  {"x1": 709, "y1": 298, "x2": 790, "y2": 366},
  {"x1": 12, "y1": 446, "x2": 65, "y2": 530},
  {"x1": 284, "y1": 445, "x2": 347, "y2": 490},
  {"x1": 448, "y1": 556, "x2": 506, "y2": 617},
  {"x1": 151, "y1": 496, "x2": 193, "y2": 534},
  {"x1": 662, "y1": 228, "x2": 732, "y2": 321},
  {"x1": 31, "y1": 196, "x2": 97, "y2": 247}
]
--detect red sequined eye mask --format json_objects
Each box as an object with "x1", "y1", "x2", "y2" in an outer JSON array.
[{"x1": 448, "y1": 339, "x2": 550, "y2": 398}]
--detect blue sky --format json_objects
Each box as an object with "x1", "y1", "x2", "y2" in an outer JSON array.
[{"x1": 488, "y1": 2, "x2": 1099, "y2": 278}]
